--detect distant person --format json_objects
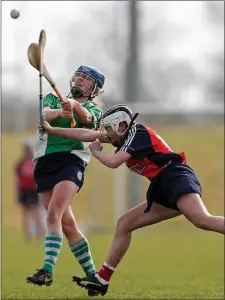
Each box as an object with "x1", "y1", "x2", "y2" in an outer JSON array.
[{"x1": 15, "y1": 139, "x2": 46, "y2": 242}]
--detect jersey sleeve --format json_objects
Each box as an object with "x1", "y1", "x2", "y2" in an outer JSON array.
[
  {"x1": 83, "y1": 104, "x2": 102, "y2": 129},
  {"x1": 43, "y1": 93, "x2": 58, "y2": 109},
  {"x1": 120, "y1": 124, "x2": 152, "y2": 157}
]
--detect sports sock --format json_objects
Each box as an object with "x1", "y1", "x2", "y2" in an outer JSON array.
[
  {"x1": 43, "y1": 232, "x2": 63, "y2": 274},
  {"x1": 96, "y1": 262, "x2": 115, "y2": 284},
  {"x1": 70, "y1": 237, "x2": 96, "y2": 276}
]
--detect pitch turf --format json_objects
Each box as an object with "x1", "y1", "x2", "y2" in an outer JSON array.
[{"x1": 2, "y1": 224, "x2": 224, "y2": 299}]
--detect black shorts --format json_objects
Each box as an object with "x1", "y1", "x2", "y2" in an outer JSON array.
[
  {"x1": 18, "y1": 190, "x2": 39, "y2": 207},
  {"x1": 34, "y1": 152, "x2": 86, "y2": 193},
  {"x1": 145, "y1": 163, "x2": 202, "y2": 212}
]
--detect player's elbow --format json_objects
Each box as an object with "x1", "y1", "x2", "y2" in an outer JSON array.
[
  {"x1": 86, "y1": 115, "x2": 93, "y2": 124},
  {"x1": 43, "y1": 109, "x2": 50, "y2": 119},
  {"x1": 108, "y1": 159, "x2": 122, "y2": 169},
  {"x1": 43, "y1": 108, "x2": 56, "y2": 122},
  {"x1": 80, "y1": 114, "x2": 93, "y2": 124},
  {"x1": 109, "y1": 164, "x2": 118, "y2": 169}
]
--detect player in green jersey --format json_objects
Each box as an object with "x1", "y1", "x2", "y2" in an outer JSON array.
[{"x1": 26, "y1": 66, "x2": 105, "y2": 296}]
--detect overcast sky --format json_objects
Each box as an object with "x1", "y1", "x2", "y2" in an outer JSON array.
[{"x1": 2, "y1": 1, "x2": 224, "y2": 108}]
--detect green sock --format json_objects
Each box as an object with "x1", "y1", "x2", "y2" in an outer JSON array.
[
  {"x1": 43, "y1": 232, "x2": 63, "y2": 274},
  {"x1": 70, "y1": 237, "x2": 96, "y2": 276}
]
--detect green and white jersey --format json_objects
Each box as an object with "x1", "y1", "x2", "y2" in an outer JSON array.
[{"x1": 33, "y1": 93, "x2": 102, "y2": 164}]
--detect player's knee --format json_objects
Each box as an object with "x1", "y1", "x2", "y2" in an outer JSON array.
[
  {"x1": 47, "y1": 208, "x2": 61, "y2": 225},
  {"x1": 116, "y1": 214, "x2": 132, "y2": 233}
]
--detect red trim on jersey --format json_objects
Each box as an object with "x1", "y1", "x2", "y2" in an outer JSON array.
[{"x1": 146, "y1": 127, "x2": 172, "y2": 154}]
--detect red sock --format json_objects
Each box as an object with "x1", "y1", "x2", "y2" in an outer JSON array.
[{"x1": 97, "y1": 262, "x2": 115, "y2": 283}]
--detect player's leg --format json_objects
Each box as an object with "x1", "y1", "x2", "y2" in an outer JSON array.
[
  {"x1": 27, "y1": 182, "x2": 78, "y2": 286},
  {"x1": 21, "y1": 205, "x2": 33, "y2": 242},
  {"x1": 20, "y1": 190, "x2": 40, "y2": 241},
  {"x1": 177, "y1": 193, "x2": 225, "y2": 234},
  {"x1": 38, "y1": 190, "x2": 98, "y2": 277},
  {"x1": 18, "y1": 190, "x2": 33, "y2": 242},
  {"x1": 26, "y1": 192, "x2": 46, "y2": 239},
  {"x1": 34, "y1": 191, "x2": 48, "y2": 238},
  {"x1": 39, "y1": 190, "x2": 52, "y2": 209},
  {"x1": 62, "y1": 205, "x2": 97, "y2": 276},
  {"x1": 26, "y1": 190, "x2": 52, "y2": 285},
  {"x1": 32, "y1": 203, "x2": 46, "y2": 238},
  {"x1": 42, "y1": 181, "x2": 79, "y2": 275},
  {"x1": 73, "y1": 201, "x2": 180, "y2": 295},
  {"x1": 162, "y1": 164, "x2": 224, "y2": 234}
]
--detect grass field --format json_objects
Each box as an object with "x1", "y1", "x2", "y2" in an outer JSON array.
[
  {"x1": 2, "y1": 225, "x2": 224, "y2": 299},
  {"x1": 2, "y1": 126, "x2": 224, "y2": 299}
]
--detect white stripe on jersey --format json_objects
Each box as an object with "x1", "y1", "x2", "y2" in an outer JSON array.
[
  {"x1": 121, "y1": 126, "x2": 137, "y2": 152},
  {"x1": 121, "y1": 127, "x2": 136, "y2": 151}
]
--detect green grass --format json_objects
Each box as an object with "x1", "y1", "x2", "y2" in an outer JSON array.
[{"x1": 2, "y1": 225, "x2": 224, "y2": 299}]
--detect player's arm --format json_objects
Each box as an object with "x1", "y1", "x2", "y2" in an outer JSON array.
[
  {"x1": 42, "y1": 118, "x2": 109, "y2": 143},
  {"x1": 57, "y1": 98, "x2": 92, "y2": 124},
  {"x1": 43, "y1": 107, "x2": 62, "y2": 122},
  {"x1": 72, "y1": 101, "x2": 93, "y2": 124},
  {"x1": 92, "y1": 124, "x2": 147, "y2": 168},
  {"x1": 49, "y1": 127, "x2": 105, "y2": 142},
  {"x1": 89, "y1": 139, "x2": 131, "y2": 168},
  {"x1": 42, "y1": 93, "x2": 62, "y2": 122},
  {"x1": 75, "y1": 102, "x2": 102, "y2": 128},
  {"x1": 91, "y1": 149, "x2": 131, "y2": 168}
]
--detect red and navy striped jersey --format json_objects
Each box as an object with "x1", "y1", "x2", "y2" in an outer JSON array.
[{"x1": 120, "y1": 123, "x2": 186, "y2": 180}]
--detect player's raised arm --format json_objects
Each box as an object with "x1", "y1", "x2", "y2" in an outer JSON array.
[{"x1": 42, "y1": 93, "x2": 63, "y2": 122}]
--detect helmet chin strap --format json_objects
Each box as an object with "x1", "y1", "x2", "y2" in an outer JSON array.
[
  {"x1": 92, "y1": 89, "x2": 104, "y2": 97},
  {"x1": 70, "y1": 82, "x2": 104, "y2": 100},
  {"x1": 114, "y1": 113, "x2": 139, "y2": 148},
  {"x1": 71, "y1": 87, "x2": 85, "y2": 98}
]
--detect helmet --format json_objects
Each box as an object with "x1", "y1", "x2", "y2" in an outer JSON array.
[
  {"x1": 70, "y1": 65, "x2": 105, "y2": 99},
  {"x1": 100, "y1": 104, "x2": 134, "y2": 135},
  {"x1": 99, "y1": 104, "x2": 139, "y2": 147}
]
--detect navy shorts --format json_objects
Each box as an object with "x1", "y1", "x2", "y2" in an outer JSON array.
[
  {"x1": 145, "y1": 163, "x2": 202, "y2": 212},
  {"x1": 34, "y1": 152, "x2": 86, "y2": 193},
  {"x1": 18, "y1": 189, "x2": 39, "y2": 207}
]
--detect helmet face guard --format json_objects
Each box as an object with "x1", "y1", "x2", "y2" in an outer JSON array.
[
  {"x1": 70, "y1": 72, "x2": 96, "y2": 98},
  {"x1": 99, "y1": 105, "x2": 139, "y2": 147},
  {"x1": 70, "y1": 65, "x2": 105, "y2": 99}
]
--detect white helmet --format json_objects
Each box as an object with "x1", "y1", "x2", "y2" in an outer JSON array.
[{"x1": 99, "y1": 104, "x2": 139, "y2": 146}]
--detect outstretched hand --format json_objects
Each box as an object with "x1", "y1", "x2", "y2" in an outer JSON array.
[{"x1": 89, "y1": 139, "x2": 103, "y2": 153}]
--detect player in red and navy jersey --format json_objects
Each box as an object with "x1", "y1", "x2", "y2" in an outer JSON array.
[
  {"x1": 41, "y1": 104, "x2": 224, "y2": 296},
  {"x1": 15, "y1": 140, "x2": 46, "y2": 242}
]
